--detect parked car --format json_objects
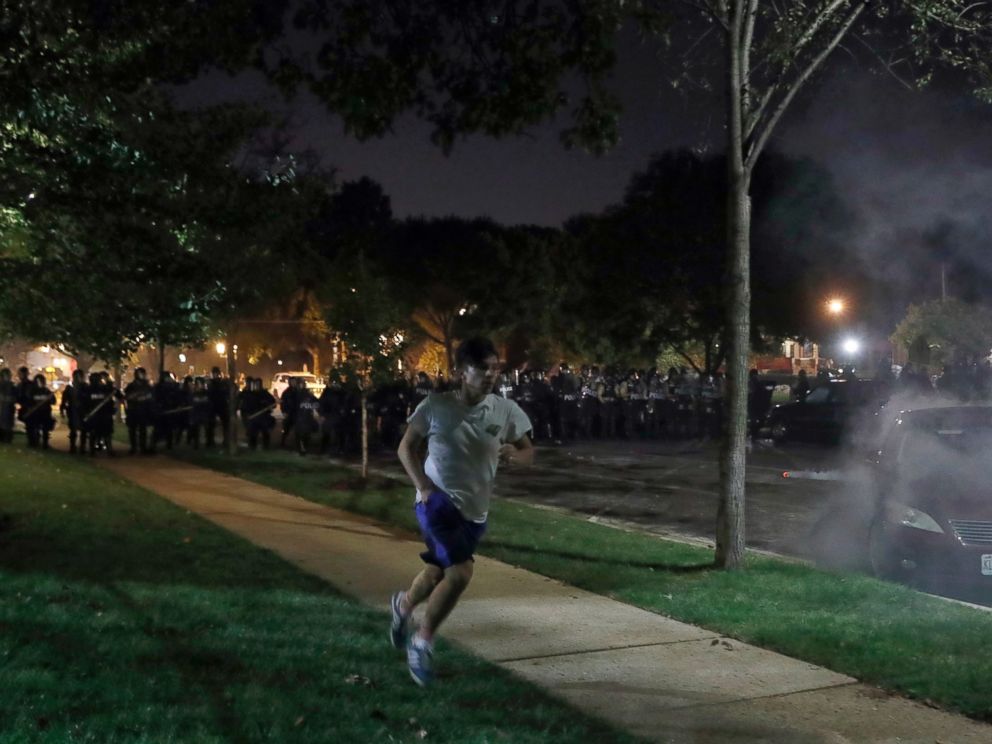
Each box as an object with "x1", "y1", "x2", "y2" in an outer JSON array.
[
  {"x1": 764, "y1": 379, "x2": 888, "y2": 444},
  {"x1": 867, "y1": 405, "x2": 992, "y2": 600},
  {"x1": 269, "y1": 372, "x2": 325, "y2": 401}
]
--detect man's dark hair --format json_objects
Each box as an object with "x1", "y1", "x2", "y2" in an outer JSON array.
[{"x1": 455, "y1": 336, "x2": 498, "y2": 370}]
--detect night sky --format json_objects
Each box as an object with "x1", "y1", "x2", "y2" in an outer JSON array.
[{"x1": 180, "y1": 32, "x2": 992, "y2": 324}]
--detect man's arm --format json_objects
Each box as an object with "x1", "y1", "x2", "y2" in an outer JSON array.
[
  {"x1": 499, "y1": 434, "x2": 534, "y2": 466},
  {"x1": 397, "y1": 425, "x2": 435, "y2": 497}
]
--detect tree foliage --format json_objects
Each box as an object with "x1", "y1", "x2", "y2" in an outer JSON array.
[
  {"x1": 0, "y1": 0, "x2": 287, "y2": 360},
  {"x1": 560, "y1": 149, "x2": 854, "y2": 372},
  {"x1": 891, "y1": 299, "x2": 992, "y2": 368},
  {"x1": 280, "y1": 1, "x2": 670, "y2": 153}
]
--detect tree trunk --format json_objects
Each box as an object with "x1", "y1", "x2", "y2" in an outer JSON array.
[
  {"x1": 443, "y1": 334, "x2": 455, "y2": 378},
  {"x1": 360, "y1": 389, "x2": 369, "y2": 479},
  {"x1": 717, "y1": 176, "x2": 751, "y2": 570},
  {"x1": 716, "y1": 3, "x2": 751, "y2": 570},
  {"x1": 113, "y1": 362, "x2": 125, "y2": 422},
  {"x1": 308, "y1": 345, "x2": 322, "y2": 378}
]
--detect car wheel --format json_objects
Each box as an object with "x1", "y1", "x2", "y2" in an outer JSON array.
[
  {"x1": 867, "y1": 515, "x2": 900, "y2": 581},
  {"x1": 770, "y1": 421, "x2": 788, "y2": 442}
]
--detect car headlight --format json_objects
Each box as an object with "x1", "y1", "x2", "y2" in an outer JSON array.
[{"x1": 884, "y1": 502, "x2": 944, "y2": 533}]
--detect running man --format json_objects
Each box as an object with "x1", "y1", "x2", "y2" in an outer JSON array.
[{"x1": 392, "y1": 336, "x2": 534, "y2": 686}]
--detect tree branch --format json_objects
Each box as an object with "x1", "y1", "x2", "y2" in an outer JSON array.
[
  {"x1": 850, "y1": 33, "x2": 915, "y2": 90},
  {"x1": 790, "y1": 0, "x2": 853, "y2": 62},
  {"x1": 740, "y1": 0, "x2": 759, "y2": 114},
  {"x1": 745, "y1": 1, "x2": 866, "y2": 172}
]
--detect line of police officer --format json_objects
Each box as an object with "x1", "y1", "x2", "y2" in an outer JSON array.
[
  {"x1": 0, "y1": 361, "x2": 731, "y2": 456},
  {"x1": 0, "y1": 364, "x2": 239, "y2": 456},
  {"x1": 500, "y1": 364, "x2": 726, "y2": 443},
  {"x1": 314, "y1": 363, "x2": 727, "y2": 447},
  {"x1": 291, "y1": 365, "x2": 728, "y2": 451},
  {"x1": 0, "y1": 366, "x2": 59, "y2": 449}
]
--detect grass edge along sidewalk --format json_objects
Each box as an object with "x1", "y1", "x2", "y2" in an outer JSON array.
[
  {"x1": 170, "y1": 446, "x2": 992, "y2": 724},
  {"x1": 0, "y1": 443, "x2": 640, "y2": 744}
]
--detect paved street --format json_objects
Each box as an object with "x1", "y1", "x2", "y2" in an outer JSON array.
[{"x1": 366, "y1": 437, "x2": 860, "y2": 565}]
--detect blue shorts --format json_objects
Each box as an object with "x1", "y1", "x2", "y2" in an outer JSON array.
[{"x1": 415, "y1": 489, "x2": 487, "y2": 569}]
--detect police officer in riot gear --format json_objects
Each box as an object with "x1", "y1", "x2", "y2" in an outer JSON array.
[
  {"x1": 240, "y1": 377, "x2": 277, "y2": 450},
  {"x1": 553, "y1": 362, "x2": 581, "y2": 441},
  {"x1": 411, "y1": 371, "x2": 433, "y2": 408},
  {"x1": 123, "y1": 367, "x2": 154, "y2": 454},
  {"x1": 188, "y1": 377, "x2": 212, "y2": 449},
  {"x1": 279, "y1": 375, "x2": 301, "y2": 448},
  {"x1": 83, "y1": 372, "x2": 116, "y2": 455},
  {"x1": 578, "y1": 366, "x2": 601, "y2": 439},
  {"x1": 14, "y1": 366, "x2": 31, "y2": 427},
  {"x1": 61, "y1": 369, "x2": 89, "y2": 454},
  {"x1": 24, "y1": 374, "x2": 56, "y2": 449},
  {"x1": 294, "y1": 378, "x2": 320, "y2": 455},
  {"x1": 318, "y1": 374, "x2": 346, "y2": 455},
  {"x1": 207, "y1": 366, "x2": 231, "y2": 448},
  {"x1": 152, "y1": 371, "x2": 180, "y2": 452},
  {"x1": 0, "y1": 368, "x2": 15, "y2": 444},
  {"x1": 598, "y1": 368, "x2": 620, "y2": 439}
]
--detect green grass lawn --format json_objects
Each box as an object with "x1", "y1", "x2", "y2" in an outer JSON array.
[
  {"x1": 0, "y1": 441, "x2": 639, "y2": 743},
  {"x1": 170, "y1": 444, "x2": 992, "y2": 723}
]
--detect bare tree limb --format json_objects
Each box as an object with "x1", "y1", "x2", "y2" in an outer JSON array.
[
  {"x1": 740, "y1": 0, "x2": 759, "y2": 115},
  {"x1": 850, "y1": 33, "x2": 916, "y2": 90},
  {"x1": 789, "y1": 0, "x2": 853, "y2": 62},
  {"x1": 745, "y1": 1, "x2": 866, "y2": 172}
]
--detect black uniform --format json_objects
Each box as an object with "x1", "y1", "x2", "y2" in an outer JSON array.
[
  {"x1": 411, "y1": 373, "x2": 433, "y2": 408},
  {"x1": 373, "y1": 381, "x2": 408, "y2": 450},
  {"x1": 553, "y1": 366, "x2": 581, "y2": 441},
  {"x1": 599, "y1": 373, "x2": 620, "y2": 439},
  {"x1": 294, "y1": 388, "x2": 320, "y2": 455},
  {"x1": 60, "y1": 372, "x2": 89, "y2": 453},
  {"x1": 14, "y1": 367, "x2": 31, "y2": 428},
  {"x1": 0, "y1": 370, "x2": 14, "y2": 443},
  {"x1": 24, "y1": 377, "x2": 56, "y2": 449},
  {"x1": 240, "y1": 380, "x2": 276, "y2": 450},
  {"x1": 187, "y1": 380, "x2": 212, "y2": 449},
  {"x1": 279, "y1": 382, "x2": 300, "y2": 448},
  {"x1": 318, "y1": 383, "x2": 346, "y2": 455},
  {"x1": 578, "y1": 367, "x2": 600, "y2": 439},
  {"x1": 123, "y1": 373, "x2": 155, "y2": 454},
  {"x1": 152, "y1": 376, "x2": 181, "y2": 451},
  {"x1": 83, "y1": 375, "x2": 116, "y2": 455},
  {"x1": 206, "y1": 371, "x2": 231, "y2": 447}
]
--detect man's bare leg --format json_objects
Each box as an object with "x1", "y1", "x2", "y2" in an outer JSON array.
[
  {"x1": 400, "y1": 564, "x2": 443, "y2": 615},
  {"x1": 415, "y1": 561, "x2": 473, "y2": 642}
]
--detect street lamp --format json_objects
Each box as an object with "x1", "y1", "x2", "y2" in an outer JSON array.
[
  {"x1": 215, "y1": 341, "x2": 226, "y2": 356},
  {"x1": 827, "y1": 298, "x2": 845, "y2": 315},
  {"x1": 842, "y1": 337, "x2": 861, "y2": 356}
]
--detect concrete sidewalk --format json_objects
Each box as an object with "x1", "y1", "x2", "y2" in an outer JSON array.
[{"x1": 97, "y1": 455, "x2": 990, "y2": 743}]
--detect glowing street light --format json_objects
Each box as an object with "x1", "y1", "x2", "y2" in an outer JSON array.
[
  {"x1": 827, "y1": 298, "x2": 845, "y2": 315},
  {"x1": 842, "y1": 337, "x2": 861, "y2": 355},
  {"x1": 215, "y1": 341, "x2": 226, "y2": 356}
]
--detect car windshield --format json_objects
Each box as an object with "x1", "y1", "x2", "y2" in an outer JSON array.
[
  {"x1": 896, "y1": 425, "x2": 992, "y2": 481},
  {"x1": 805, "y1": 386, "x2": 830, "y2": 404}
]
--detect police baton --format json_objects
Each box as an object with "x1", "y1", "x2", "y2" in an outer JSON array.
[
  {"x1": 82, "y1": 394, "x2": 114, "y2": 423},
  {"x1": 22, "y1": 396, "x2": 55, "y2": 421},
  {"x1": 161, "y1": 405, "x2": 194, "y2": 415},
  {"x1": 246, "y1": 403, "x2": 277, "y2": 421}
]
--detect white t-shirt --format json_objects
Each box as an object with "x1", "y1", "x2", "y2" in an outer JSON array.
[{"x1": 407, "y1": 392, "x2": 532, "y2": 522}]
